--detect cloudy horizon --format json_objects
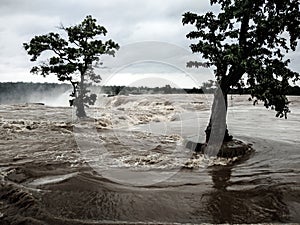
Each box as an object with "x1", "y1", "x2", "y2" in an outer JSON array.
[{"x1": 0, "y1": 0, "x2": 299, "y2": 88}]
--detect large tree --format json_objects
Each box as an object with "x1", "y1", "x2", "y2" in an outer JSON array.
[
  {"x1": 24, "y1": 15, "x2": 119, "y2": 117},
  {"x1": 183, "y1": 0, "x2": 300, "y2": 143}
]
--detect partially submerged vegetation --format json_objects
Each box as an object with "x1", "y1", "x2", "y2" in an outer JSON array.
[{"x1": 23, "y1": 15, "x2": 119, "y2": 118}]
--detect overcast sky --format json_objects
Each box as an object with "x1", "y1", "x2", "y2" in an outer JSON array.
[{"x1": 0, "y1": 0, "x2": 299, "y2": 88}]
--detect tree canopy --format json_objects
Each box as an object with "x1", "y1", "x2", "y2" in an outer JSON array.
[
  {"x1": 24, "y1": 15, "x2": 119, "y2": 117},
  {"x1": 183, "y1": 0, "x2": 300, "y2": 119}
]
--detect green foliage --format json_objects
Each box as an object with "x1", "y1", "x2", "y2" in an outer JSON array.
[
  {"x1": 23, "y1": 15, "x2": 119, "y2": 117},
  {"x1": 183, "y1": 0, "x2": 300, "y2": 118}
]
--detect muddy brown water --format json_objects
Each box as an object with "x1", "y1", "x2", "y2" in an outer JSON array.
[{"x1": 0, "y1": 95, "x2": 299, "y2": 224}]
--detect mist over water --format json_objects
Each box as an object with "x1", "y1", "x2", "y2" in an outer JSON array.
[
  {"x1": 0, "y1": 94, "x2": 299, "y2": 224},
  {"x1": 0, "y1": 83, "x2": 72, "y2": 107},
  {"x1": 27, "y1": 89, "x2": 72, "y2": 107}
]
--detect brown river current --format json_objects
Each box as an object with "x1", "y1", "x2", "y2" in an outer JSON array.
[{"x1": 0, "y1": 94, "x2": 299, "y2": 224}]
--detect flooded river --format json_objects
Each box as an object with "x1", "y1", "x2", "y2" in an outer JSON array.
[{"x1": 0, "y1": 94, "x2": 299, "y2": 224}]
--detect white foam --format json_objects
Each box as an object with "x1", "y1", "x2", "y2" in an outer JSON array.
[{"x1": 28, "y1": 172, "x2": 78, "y2": 186}]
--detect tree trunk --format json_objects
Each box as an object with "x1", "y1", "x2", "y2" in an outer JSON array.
[
  {"x1": 204, "y1": 2, "x2": 250, "y2": 144},
  {"x1": 69, "y1": 81, "x2": 77, "y2": 107},
  {"x1": 76, "y1": 101, "x2": 86, "y2": 118},
  {"x1": 205, "y1": 89, "x2": 232, "y2": 143},
  {"x1": 76, "y1": 73, "x2": 87, "y2": 118}
]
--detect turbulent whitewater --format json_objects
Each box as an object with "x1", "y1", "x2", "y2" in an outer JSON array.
[{"x1": 0, "y1": 94, "x2": 299, "y2": 224}]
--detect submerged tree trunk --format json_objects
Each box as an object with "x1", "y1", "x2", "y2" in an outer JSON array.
[
  {"x1": 76, "y1": 73, "x2": 87, "y2": 118},
  {"x1": 204, "y1": 2, "x2": 250, "y2": 143},
  {"x1": 205, "y1": 89, "x2": 232, "y2": 143},
  {"x1": 76, "y1": 100, "x2": 86, "y2": 118}
]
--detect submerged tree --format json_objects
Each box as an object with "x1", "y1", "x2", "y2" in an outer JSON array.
[
  {"x1": 183, "y1": 0, "x2": 300, "y2": 143},
  {"x1": 24, "y1": 15, "x2": 119, "y2": 117}
]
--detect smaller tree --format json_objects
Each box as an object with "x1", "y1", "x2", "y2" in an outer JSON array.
[{"x1": 24, "y1": 15, "x2": 119, "y2": 117}]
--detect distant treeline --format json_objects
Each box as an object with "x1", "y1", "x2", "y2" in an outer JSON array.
[
  {"x1": 0, "y1": 82, "x2": 299, "y2": 104},
  {"x1": 102, "y1": 85, "x2": 205, "y2": 95},
  {"x1": 228, "y1": 86, "x2": 300, "y2": 95},
  {"x1": 0, "y1": 83, "x2": 204, "y2": 105}
]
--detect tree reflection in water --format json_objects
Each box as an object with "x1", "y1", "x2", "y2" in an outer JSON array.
[{"x1": 205, "y1": 165, "x2": 290, "y2": 223}]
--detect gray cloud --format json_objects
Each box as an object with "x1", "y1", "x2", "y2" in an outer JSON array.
[
  {"x1": 0, "y1": 0, "x2": 299, "y2": 86},
  {"x1": 0, "y1": 0, "x2": 212, "y2": 85}
]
